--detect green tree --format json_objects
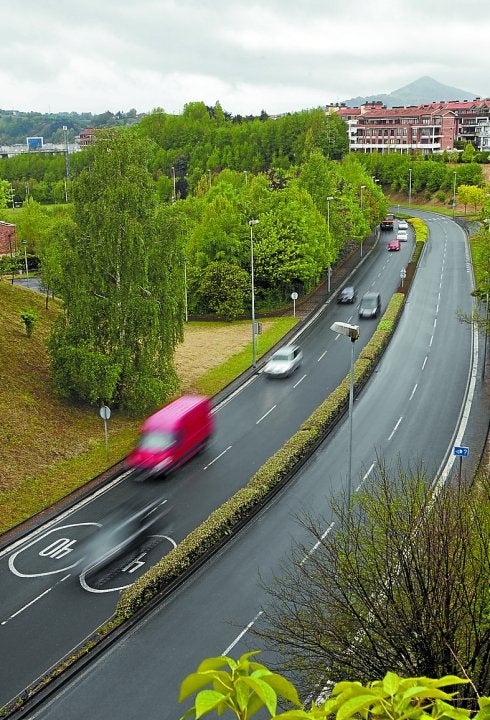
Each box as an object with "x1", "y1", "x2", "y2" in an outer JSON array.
[
  {"x1": 197, "y1": 260, "x2": 250, "y2": 320},
  {"x1": 256, "y1": 462, "x2": 490, "y2": 700},
  {"x1": 19, "y1": 309, "x2": 37, "y2": 337},
  {"x1": 16, "y1": 197, "x2": 45, "y2": 253},
  {"x1": 48, "y1": 128, "x2": 184, "y2": 415},
  {"x1": 179, "y1": 653, "x2": 489, "y2": 720}
]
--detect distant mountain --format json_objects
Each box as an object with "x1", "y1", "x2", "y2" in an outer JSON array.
[{"x1": 342, "y1": 76, "x2": 481, "y2": 108}]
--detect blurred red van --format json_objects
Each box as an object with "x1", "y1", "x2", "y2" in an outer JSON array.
[{"x1": 126, "y1": 395, "x2": 214, "y2": 477}]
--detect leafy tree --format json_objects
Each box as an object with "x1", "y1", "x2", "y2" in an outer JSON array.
[
  {"x1": 179, "y1": 652, "x2": 489, "y2": 719},
  {"x1": 197, "y1": 260, "x2": 250, "y2": 320},
  {"x1": 48, "y1": 128, "x2": 184, "y2": 415},
  {"x1": 16, "y1": 197, "x2": 46, "y2": 252},
  {"x1": 256, "y1": 461, "x2": 490, "y2": 700},
  {"x1": 179, "y1": 651, "x2": 301, "y2": 719},
  {"x1": 19, "y1": 309, "x2": 37, "y2": 337}
]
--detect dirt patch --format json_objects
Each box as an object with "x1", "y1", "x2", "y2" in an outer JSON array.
[{"x1": 174, "y1": 321, "x2": 272, "y2": 391}]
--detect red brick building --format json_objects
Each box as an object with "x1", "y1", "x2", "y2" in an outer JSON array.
[
  {"x1": 0, "y1": 221, "x2": 17, "y2": 255},
  {"x1": 79, "y1": 128, "x2": 96, "y2": 147},
  {"x1": 330, "y1": 99, "x2": 490, "y2": 154}
]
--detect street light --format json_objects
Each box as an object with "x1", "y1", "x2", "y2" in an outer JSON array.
[
  {"x1": 249, "y1": 219, "x2": 259, "y2": 367},
  {"x1": 21, "y1": 239, "x2": 29, "y2": 287},
  {"x1": 326, "y1": 196, "x2": 334, "y2": 293},
  {"x1": 243, "y1": 170, "x2": 248, "y2": 185},
  {"x1": 330, "y1": 321, "x2": 360, "y2": 510},
  {"x1": 63, "y1": 125, "x2": 70, "y2": 202},
  {"x1": 172, "y1": 166, "x2": 176, "y2": 203},
  {"x1": 452, "y1": 171, "x2": 457, "y2": 218},
  {"x1": 408, "y1": 168, "x2": 412, "y2": 207},
  {"x1": 184, "y1": 256, "x2": 188, "y2": 322},
  {"x1": 360, "y1": 185, "x2": 366, "y2": 257}
]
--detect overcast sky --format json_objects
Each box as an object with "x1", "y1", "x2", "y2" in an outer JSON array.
[{"x1": 2, "y1": 0, "x2": 489, "y2": 116}]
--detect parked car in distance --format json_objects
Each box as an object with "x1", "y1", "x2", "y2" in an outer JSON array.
[
  {"x1": 126, "y1": 395, "x2": 214, "y2": 478},
  {"x1": 337, "y1": 286, "x2": 357, "y2": 304},
  {"x1": 398, "y1": 220, "x2": 409, "y2": 230},
  {"x1": 264, "y1": 345, "x2": 303, "y2": 378},
  {"x1": 397, "y1": 230, "x2": 408, "y2": 241},
  {"x1": 358, "y1": 291, "x2": 381, "y2": 319},
  {"x1": 388, "y1": 239, "x2": 401, "y2": 251}
]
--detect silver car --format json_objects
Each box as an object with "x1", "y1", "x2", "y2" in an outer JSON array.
[{"x1": 264, "y1": 345, "x2": 303, "y2": 378}]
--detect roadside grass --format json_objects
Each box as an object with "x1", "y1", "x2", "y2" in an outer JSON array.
[
  {"x1": 0, "y1": 281, "x2": 296, "y2": 534},
  {"x1": 191, "y1": 317, "x2": 297, "y2": 395}
]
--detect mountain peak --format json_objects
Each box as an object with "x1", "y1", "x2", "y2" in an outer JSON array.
[{"x1": 341, "y1": 76, "x2": 481, "y2": 108}]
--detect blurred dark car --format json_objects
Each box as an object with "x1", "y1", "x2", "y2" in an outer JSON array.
[
  {"x1": 78, "y1": 496, "x2": 171, "y2": 579},
  {"x1": 337, "y1": 286, "x2": 357, "y2": 304}
]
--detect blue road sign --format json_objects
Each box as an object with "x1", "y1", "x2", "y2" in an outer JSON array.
[{"x1": 453, "y1": 446, "x2": 469, "y2": 457}]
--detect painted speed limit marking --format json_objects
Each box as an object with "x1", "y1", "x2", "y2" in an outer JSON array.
[
  {"x1": 79, "y1": 534, "x2": 177, "y2": 593},
  {"x1": 8, "y1": 523, "x2": 100, "y2": 578}
]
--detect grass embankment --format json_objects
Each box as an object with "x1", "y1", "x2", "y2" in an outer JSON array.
[{"x1": 0, "y1": 281, "x2": 296, "y2": 534}]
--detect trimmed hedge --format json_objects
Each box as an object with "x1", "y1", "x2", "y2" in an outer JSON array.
[{"x1": 116, "y1": 291, "x2": 407, "y2": 620}]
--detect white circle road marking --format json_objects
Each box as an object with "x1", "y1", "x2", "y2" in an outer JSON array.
[
  {"x1": 8, "y1": 523, "x2": 100, "y2": 578},
  {"x1": 79, "y1": 535, "x2": 177, "y2": 594}
]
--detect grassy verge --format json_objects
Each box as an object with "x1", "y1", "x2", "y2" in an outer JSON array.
[{"x1": 193, "y1": 317, "x2": 297, "y2": 395}]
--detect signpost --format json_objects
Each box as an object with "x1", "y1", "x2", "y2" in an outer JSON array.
[
  {"x1": 453, "y1": 445, "x2": 469, "y2": 481},
  {"x1": 400, "y1": 267, "x2": 407, "y2": 288},
  {"x1": 100, "y1": 405, "x2": 111, "y2": 460},
  {"x1": 291, "y1": 291, "x2": 298, "y2": 317}
]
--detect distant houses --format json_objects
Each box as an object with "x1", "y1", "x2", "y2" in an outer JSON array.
[{"x1": 329, "y1": 98, "x2": 490, "y2": 154}]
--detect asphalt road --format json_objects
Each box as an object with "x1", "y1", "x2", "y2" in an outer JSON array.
[{"x1": 1, "y1": 212, "x2": 483, "y2": 716}]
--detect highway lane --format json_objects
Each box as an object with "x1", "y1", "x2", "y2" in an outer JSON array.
[{"x1": 11, "y1": 212, "x2": 479, "y2": 719}]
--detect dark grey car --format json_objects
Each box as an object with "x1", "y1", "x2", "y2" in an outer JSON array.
[{"x1": 337, "y1": 286, "x2": 357, "y2": 304}]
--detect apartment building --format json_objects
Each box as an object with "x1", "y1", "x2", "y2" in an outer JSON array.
[{"x1": 329, "y1": 99, "x2": 490, "y2": 154}]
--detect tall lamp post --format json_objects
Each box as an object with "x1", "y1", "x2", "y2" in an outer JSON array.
[
  {"x1": 408, "y1": 167, "x2": 412, "y2": 207},
  {"x1": 452, "y1": 171, "x2": 457, "y2": 218},
  {"x1": 249, "y1": 219, "x2": 259, "y2": 367},
  {"x1": 21, "y1": 239, "x2": 29, "y2": 287},
  {"x1": 63, "y1": 125, "x2": 70, "y2": 203},
  {"x1": 330, "y1": 321, "x2": 360, "y2": 510},
  {"x1": 360, "y1": 185, "x2": 366, "y2": 257},
  {"x1": 184, "y1": 256, "x2": 188, "y2": 322},
  {"x1": 172, "y1": 166, "x2": 176, "y2": 203},
  {"x1": 326, "y1": 196, "x2": 334, "y2": 293}
]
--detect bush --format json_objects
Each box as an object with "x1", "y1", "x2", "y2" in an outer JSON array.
[{"x1": 19, "y1": 309, "x2": 37, "y2": 337}]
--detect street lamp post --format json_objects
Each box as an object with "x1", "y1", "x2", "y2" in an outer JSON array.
[
  {"x1": 330, "y1": 321, "x2": 360, "y2": 510},
  {"x1": 326, "y1": 196, "x2": 334, "y2": 293},
  {"x1": 452, "y1": 171, "x2": 457, "y2": 218},
  {"x1": 249, "y1": 219, "x2": 259, "y2": 367},
  {"x1": 63, "y1": 125, "x2": 70, "y2": 202},
  {"x1": 360, "y1": 185, "x2": 366, "y2": 257},
  {"x1": 172, "y1": 166, "x2": 176, "y2": 203},
  {"x1": 184, "y1": 256, "x2": 188, "y2": 322},
  {"x1": 21, "y1": 239, "x2": 29, "y2": 287},
  {"x1": 408, "y1": 168, "x2": 412, "y2": 207}
]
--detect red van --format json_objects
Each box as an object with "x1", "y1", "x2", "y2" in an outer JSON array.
[{"x1": 126, "y1": 395, "x2": 214, "y2": 478}]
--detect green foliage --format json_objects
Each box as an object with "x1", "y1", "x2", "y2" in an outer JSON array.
[
  {"x1": 179, "y1": 654, "x2": 489, "y2": 720},
  {"x1": 19, "y1": 309, "x2": 37, "y2": 337},
  {"x1": 179, "y1": 652, "x2": 301, "y2": 719},
  {"x1": 48, "y1": 129, "x2": 184, "y2": 415},
  {"x1": 197, "y1": 261, "x2": 249, "y2": 320}
]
